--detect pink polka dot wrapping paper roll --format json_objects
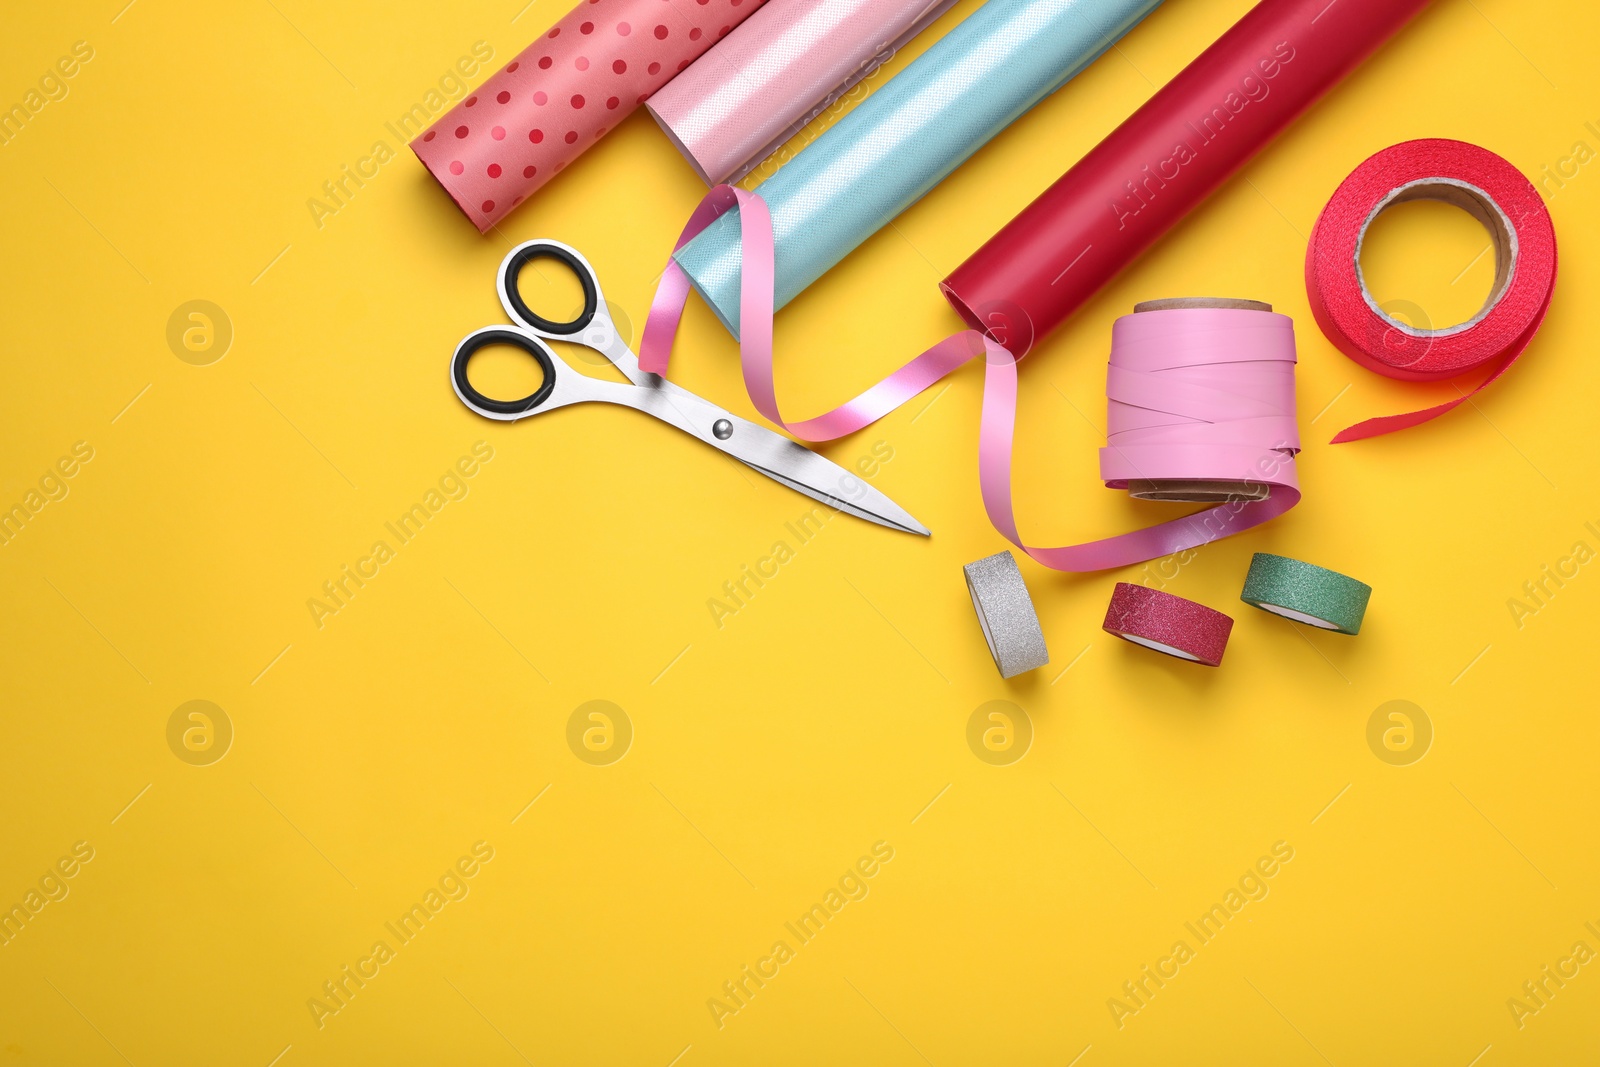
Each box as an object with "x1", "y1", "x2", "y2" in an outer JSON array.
[{"x1": 411, "y1": 0, "x2": 769, "y2": 232}]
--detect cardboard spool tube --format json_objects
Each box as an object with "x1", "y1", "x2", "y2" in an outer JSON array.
[
  {"x1": 1124, "y1": 297, "x2": 1276, "y2": 504},
  {"x1": 1353, "y1": 179, "x2": 1518, "y2": 338}
]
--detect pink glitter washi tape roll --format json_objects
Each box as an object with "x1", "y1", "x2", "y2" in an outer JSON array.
[
  {"x1": 645, "y1": 0, "x2": 959, "y2": 186},
  {"x1": 411, "y1": 0, "x2": 769, "y2": 232},
  {"x1": 1102, "y1": 583, "x2": 1233, "y2": 667}
]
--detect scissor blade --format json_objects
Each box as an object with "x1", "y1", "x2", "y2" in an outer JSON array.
[
  {"x1": 628, "y1": 382, "x2": 930, "y2": 536},
  {"x1": 740, "y1": 445, "x2": 932, "y2": 537}
]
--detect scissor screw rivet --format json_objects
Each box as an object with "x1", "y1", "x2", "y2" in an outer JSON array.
[{"x1": 713, "y1": 419, "x2": 734, "y2": 440}]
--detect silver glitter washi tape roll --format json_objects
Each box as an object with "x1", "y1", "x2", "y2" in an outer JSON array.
[{"x1": 963, "y1": 551, "x2": 1050, "y2": 679}]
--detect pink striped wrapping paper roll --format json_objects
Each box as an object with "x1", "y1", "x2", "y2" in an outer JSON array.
[
  {"x1": 411, "y1": 0, "x2": 769, "y2": 232},
  {"x1": 644, "y1": 0, "x2": 959, "y2": 186}
]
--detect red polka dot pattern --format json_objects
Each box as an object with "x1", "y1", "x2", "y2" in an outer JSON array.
[{"x1": 410, "y1": 0, "x2": 770, "y2": 232}]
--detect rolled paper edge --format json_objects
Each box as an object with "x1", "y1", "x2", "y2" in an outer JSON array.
[
  {"x1": 410, "y1": 141, "x2": 489, "y2": 232},
  {"x1": 643, "y1": 101, "x2": 718, "y2": 187},
  {"x1": 674, "y1": 208, "x2": 745, "y2": 337}
]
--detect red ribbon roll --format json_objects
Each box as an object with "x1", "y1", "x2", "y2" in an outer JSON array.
[
  {"x1": 1305, "y1": 139, "x2": 1557, "y2": 442},
  {"x1": 1102, "y1": 583, "x2": 1233, "y2": 666}
]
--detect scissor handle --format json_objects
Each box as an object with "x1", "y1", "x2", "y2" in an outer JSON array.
[
  {"x1": 451, "y1": 327, "x2": 559, "y2": 420},
  {"x1": 498, "y1": 240, "x2": 600, "y2": 338}
]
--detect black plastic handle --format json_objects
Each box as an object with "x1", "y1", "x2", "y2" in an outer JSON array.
[
  {"x1": 502, "y1": 242, "x2": 598, "y2": 336},
  {"x1": 452, "y1": 329, "x2": 557, "y2": 416}
]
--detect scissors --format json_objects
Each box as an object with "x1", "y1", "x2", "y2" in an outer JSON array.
[{"x1": 450, "y1": 240, "x2": 929, "y2": 536}]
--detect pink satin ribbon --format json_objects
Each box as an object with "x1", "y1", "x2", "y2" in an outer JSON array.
[{"x1": 640, "y1": 187, "x2": 1301, "y2": 572}]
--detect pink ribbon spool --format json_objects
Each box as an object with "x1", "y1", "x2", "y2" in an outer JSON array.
[{"x1": 1100, "y1": 299, "x2": 1300, "y2": 512}]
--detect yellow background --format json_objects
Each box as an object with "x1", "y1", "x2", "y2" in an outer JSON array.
[{"x1": 2, "y1": 0, "x2": 1597, "y2": 1063}]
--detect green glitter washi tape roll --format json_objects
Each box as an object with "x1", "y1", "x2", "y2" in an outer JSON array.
[{"x1": 1240, "y1": 554, "x2": 1372, "y2": 635}]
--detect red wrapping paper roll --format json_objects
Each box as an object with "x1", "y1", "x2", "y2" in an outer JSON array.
[
  {"x1": 412, "y1": 0, "x2": 768, "y2": 232},
  {"x1": 941, "y1": 0, "x2": 1433, "y2": 348},
  {"x1": 1306, "y1": 139, "x2": 1556, "y2": 442}
]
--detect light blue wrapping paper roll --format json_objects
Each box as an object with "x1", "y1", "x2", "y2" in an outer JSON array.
[{"x1": 672, "y1": 0, "x2": 1165, "y2": 337}]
